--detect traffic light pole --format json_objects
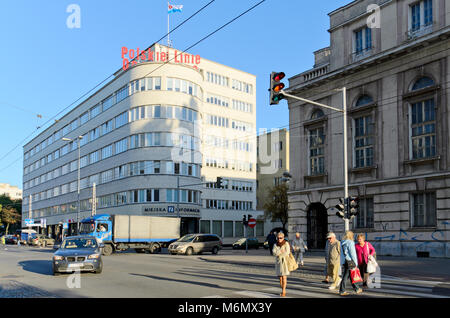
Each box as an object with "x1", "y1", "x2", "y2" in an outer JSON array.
[{"x1": 281, "y1": 89, "x2": 350, "y2": 232}]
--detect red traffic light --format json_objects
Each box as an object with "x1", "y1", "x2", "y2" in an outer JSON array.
[
  {"x1": 273, "y1": 72, "x2": 285, "y2": 82},
  {"x1": 273, "y1": 83, "x2": 285, "y2": 93}
]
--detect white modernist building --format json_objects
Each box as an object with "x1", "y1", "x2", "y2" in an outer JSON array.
[{"x1": 22, "y1": 44, "x2": 262, "y2": 242}]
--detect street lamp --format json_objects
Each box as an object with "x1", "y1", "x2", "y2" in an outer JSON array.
[{"x1": 62, "y1": 136, "x2": 83, "y2": 235}]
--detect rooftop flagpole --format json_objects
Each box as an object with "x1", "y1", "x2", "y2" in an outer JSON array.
[{"x1": 167, "y1": 2, "x2": 170, "y2": 46}]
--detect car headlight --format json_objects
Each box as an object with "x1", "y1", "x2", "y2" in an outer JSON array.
[
  {"x1": 88, "y1": 254, "x2": 100, "y2": 259},
  {"x1": 53, "y1": 255, "x2": 64, "y2": 261}
]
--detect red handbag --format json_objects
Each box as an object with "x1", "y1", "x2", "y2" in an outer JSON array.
[{"x1": 350, "y1": 267, "x2": 363, "y2": 284}]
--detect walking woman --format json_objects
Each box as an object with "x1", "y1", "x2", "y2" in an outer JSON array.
[
  {"x1": 339, "y1": 231, "x2": 363, "y2": 296},
  {"x1": 355, "y1": 234, "x2": 376, "y2": 287},
  {"x1": 272, "y1": 232, "x2": 291, "y2": 297}
]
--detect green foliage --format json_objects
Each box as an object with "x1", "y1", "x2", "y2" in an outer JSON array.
[
  {"x1": 0, "y1": 194, "x2": 22, "y2": 235},
  {"x1": 263, "y1": 183, "x2": 289, "y2": 229}
]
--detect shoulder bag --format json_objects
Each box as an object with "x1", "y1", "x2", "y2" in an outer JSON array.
[{"x1": 366, "y1": 243, "x2": 378, "y2": 274}]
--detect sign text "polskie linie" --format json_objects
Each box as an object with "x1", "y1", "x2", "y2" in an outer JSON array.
[{"x1": 121, "y1": 47, "x2": 201, "y2": 71}]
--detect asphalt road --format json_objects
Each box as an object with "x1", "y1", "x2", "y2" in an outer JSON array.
[{"x1": 0, "y1": 245, "x2": 449, "y2": 298}]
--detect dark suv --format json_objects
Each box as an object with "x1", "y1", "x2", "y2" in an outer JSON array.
[{"x1": 168, "y1": 234, "x2": 222, "y2": 255}]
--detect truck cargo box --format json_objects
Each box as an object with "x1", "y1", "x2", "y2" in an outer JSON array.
[{"x1": 113, "y1": 215, "x2": 180, "y2": 242}]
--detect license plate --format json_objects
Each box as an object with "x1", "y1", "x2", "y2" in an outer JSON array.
[{"x1": 68, "y1": 263, "x2": 81, "y2": 268}]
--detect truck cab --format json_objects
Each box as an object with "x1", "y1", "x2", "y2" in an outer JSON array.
[{"x1": 79, "y1": 214, "x2": 113, "y2": 243}]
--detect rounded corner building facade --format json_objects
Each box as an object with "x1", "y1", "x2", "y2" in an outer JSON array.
[{"x1": 22, "y1": 44, "x2": 260, "y2": 241}]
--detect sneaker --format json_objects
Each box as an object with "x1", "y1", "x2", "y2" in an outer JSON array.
[
  {"x1": 328, "y1": 285, "x2": 337, "y2": 290},
  {"x1": 356, "y1": 288, "x2": 363, "y2": 294},
  {"x1": 339, "y1": 292, "x2": 349, "y2": 296},
  {"x1": 301, "y1": 262, "x2": 304, "y2": 266}
]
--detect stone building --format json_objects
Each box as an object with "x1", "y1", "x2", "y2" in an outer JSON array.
[{"x1": 287, "y1": 0, "x2": 449, "y2": 257}]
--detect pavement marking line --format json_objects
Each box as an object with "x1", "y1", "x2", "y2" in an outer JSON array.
[
  {"x1": 378, "y1": 283, "x2": 433, "y2": 293},
  {"x1": 263, "y1": 287, "x2": 336, "y2": 298},
  {"x1": 363, "y1": 288, "x2": 448, "y2": 298},
  {"x1": 233, "y1": 291, "x2": 288, "y2": 298},
  {"x1": 380, "y1": 276, "x2": 444, "y2": 286}
]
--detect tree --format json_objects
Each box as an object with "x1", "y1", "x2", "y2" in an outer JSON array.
[
  {"x1": 263, "y1": 183, "x2": 289, "y2": 230},
  {"x1": 0, "y1": 194, "x2": 22, "y2": 235}
]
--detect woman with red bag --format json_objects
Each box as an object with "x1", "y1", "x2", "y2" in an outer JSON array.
[
  {"x1": 355, "y1": 234, "x2": 376, "y2": 287},
  {"x1": 339, "y1": 231, "x2": 363, "y2": 296}
]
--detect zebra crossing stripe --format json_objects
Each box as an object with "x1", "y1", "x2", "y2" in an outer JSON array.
[
  {"x1": 262, "y1": 287, "x2": 333, "y2": 298},
  {"x1": 234, "y1": 291, "x2": 287, "y2": 298}
]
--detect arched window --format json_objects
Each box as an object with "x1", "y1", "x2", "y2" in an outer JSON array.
[
  {"x1": 310, "y1": 109, "x2": 325, "y2": 120},
  {"x1": 411, "y1": 77, "x2": 435, "y2": 91},
  {"x1": 355, "y1": 95, "x2": 374, "y2": 107}
]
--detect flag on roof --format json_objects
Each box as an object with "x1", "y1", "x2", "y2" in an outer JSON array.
[{"x1": 168, "y1": 3, "x2": 183, "y2": 14}]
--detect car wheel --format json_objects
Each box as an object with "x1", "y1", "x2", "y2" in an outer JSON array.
[
  {"x1": 185, "y1": 247, "x2": 193, "y2": 256},
  {"x1": 102, "y1": 244, "x2": 113, "y2": 256},
  {"x1": 95, "y1": 266, "x2": 103, "y2": 274},
  {"x1": 212, "y1": 246, "x2": 219, "y2": 255},
  {"x1": 149, "y1": 243, "x2": 160, "y2": 254}
]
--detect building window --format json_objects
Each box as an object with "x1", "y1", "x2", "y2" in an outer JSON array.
[
  {"x1": 212, "y1": 221, "x2": 222, "y2": 237},
  {"x1": 355, "y1": 95, "x2": 374, "y2": 107},
  {"x1": 309, "y1": 127, "x2": 325, "y2": 175},
  {"x1": 354, "y1": 27, "x2": 372, "y2": 55},
  {"x1": 200, "y1": 220, "x2": 210, "y2": 234},
  {"x1": 354, "y1": 115, "x2": 374, "y2": 168},
  {"x1": 411, "y1": 99, "x2": 435, "y2": 159},
  {"x1": 355, "y1": 198, "x2": 374, "y2": 228},
  {"x1": 411, "y1": 192, "x2": 436, "y2": 227},
  {"x1": 409, "y1": 0, "x2": 433, "y2": 36}
]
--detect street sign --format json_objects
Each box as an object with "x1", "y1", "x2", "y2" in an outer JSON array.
[
  {"x1": 248, "y1": 218, "x2": 256, "y2": 228},
  {"x1": 24, "y1": 219, "x2": 34, "y2": 226},
  {"x1": 168, "y1": 206, "x2": 175, "y2": 213}
]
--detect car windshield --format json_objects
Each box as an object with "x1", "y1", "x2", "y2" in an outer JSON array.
[
  {"x1": 79, "y1": 222, "x2": 95, "y2": 234},
  {"x1": 61, "y1": 238, "x2": 98, "y2": 249},
  {"x1": 177, "y1": 234, "x2": 196, "y2": 242}
]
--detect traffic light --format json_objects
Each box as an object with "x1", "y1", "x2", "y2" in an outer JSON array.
[
  {"x1": 348, "y1": 196, "x2": 359, "y2": 219},
  {"x1": 216, "y1": 177, "x2": 223, "y2": 188},
  {"x1": 242, "y1": 215, "x2": 248, "y2": 226},
  {"x1": 269, "y1": 72, "x2": 286, "y2": 105},
  {"x1": 335, "y1": 198, "x2": 346, "y2": 219}
]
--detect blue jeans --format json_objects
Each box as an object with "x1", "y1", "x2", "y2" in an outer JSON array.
[
  {"x1": 294, "y1": 251, "x2": 304, "y2": 264},
  {"x1": 339, "y1": 263, "x2": 361, "y2": 293}
]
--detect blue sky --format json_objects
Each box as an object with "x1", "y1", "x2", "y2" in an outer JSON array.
[{"x1": 0, "y1": 0, "x2": 349, "y2": 188}]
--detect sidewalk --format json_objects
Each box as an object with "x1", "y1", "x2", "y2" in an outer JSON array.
[{"x1": 200, "y1": 248, "x2": 450, "y2": 283}]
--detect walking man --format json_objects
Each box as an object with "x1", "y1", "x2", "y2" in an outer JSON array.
[
  {"x1": 326, "y1": 232, "x2": 342, "y2": 290},
  {"x1": 292, "y1": 232, "x2": 308, "y2": 266}
]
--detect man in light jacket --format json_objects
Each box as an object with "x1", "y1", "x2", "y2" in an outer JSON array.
[
  {"x1": 292, "y1": 232, "x2": 308, "y2": 266},
  {"x1": 326, "y1": 232, "x2": 341, "y2": 290}
]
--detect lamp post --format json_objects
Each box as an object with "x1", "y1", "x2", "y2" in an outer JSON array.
[{"x1": 62, "y1": 136, "x2": 83, "y2": 235}]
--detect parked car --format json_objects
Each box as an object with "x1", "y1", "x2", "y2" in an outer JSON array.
[
  {"x1": 31, "y1": 234, "x2": 55, "y2": 247},
  {"x1": 52, "y1": 236, "x2": 104, "y2": 275},
  {"x1": 5, "y1": 235, "x2": 18, "y2": 244},
  {"x1": 168, "y1": 234, "x2": 222, "y2": 256},
  {"x1": 232, "y1": 237, "x2": 260, "y2": 250}
]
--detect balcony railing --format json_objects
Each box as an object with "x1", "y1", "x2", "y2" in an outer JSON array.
[{"x1": 301, "y1": 64, "x2": 330, "y2": 83}]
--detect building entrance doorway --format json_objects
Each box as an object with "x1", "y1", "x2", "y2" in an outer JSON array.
[{"x1": 307, "y1": 202, "x2": 328, "y2": 249}]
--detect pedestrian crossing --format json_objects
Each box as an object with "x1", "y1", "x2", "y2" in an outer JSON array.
[{"x1": 202, "y1": 275, "x2": 448, "y2": 298}]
